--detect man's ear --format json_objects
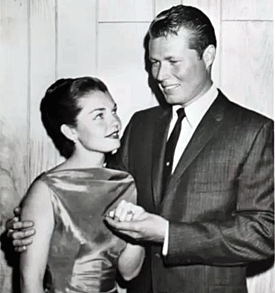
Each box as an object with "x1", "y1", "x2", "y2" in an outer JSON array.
[
  {"x1": 60, "y1": 124, "x2": 77, "y2": 142},
  {"x1": 202, "y1": 44, "x2": 216, "y2": 70}
]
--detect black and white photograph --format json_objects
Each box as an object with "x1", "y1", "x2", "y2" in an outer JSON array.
[{"x1": 0, "y1": 1, "x2": 274, "y2": 293}]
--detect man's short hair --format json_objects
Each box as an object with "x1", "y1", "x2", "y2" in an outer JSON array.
[{"x1": 149, "y1": 5, "x2": 217, "y2": 58}]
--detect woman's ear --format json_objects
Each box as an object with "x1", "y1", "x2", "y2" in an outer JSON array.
[
  {"x1": 202, "y1": 44, "x2": 216, "y2": 71},
  {"x1": 60, "y1": 124, "x2": 77, "y2": 142}
]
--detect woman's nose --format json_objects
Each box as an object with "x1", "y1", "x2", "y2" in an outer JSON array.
[{"x1": 112, "y1": 115, "x2": 121, "y2": 130}]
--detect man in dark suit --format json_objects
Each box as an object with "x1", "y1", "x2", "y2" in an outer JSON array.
[
  {"x1": 105, "y1": 4, "x2": 274, "y2": 293},
  {"x1": 7, "y1": 5, "x2": 274, "y2": 293}
]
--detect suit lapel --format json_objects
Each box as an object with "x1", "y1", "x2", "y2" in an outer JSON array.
[
  {"x1": 151, "y1": 107, "x2": 172, "y2": 207},
  {"x1": 166, "y1": 93, "x2": 229, "y2": 194}
]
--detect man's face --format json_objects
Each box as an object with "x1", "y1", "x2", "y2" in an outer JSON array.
[{"x1": 149, "y1": 28, "x2": 213, "y2": 106}]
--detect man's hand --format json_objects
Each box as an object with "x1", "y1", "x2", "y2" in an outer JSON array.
[
  {"x1": 105, "y1": 205, "x2": 168, "y2": 243},
  {"x1": 6, "y1": 207, "x2": 36, "y2": 252}
]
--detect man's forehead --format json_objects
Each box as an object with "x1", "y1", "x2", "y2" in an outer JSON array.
[{"x1": 148, "y1": 31, "x2": 191, "y2": 57}]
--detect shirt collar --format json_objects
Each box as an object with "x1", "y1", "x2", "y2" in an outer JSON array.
[{"x1": 172, "y1": 84, "x2": 218, "y2": 128}]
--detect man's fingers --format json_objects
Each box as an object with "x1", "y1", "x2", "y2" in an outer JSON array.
[
  {"x1": 13, "y1": 221, "x2": 34, "y2": 230},
  {"x1": 15, "y1": 246, "x2": 27, "y2": 253},
  {"x1": 6, "y1": 219, "x2": 34, "y2": 230},
  {"x1": 13, "y1": 237, "x2": 33, "y2": 247},
  {"x1": 11, "y1": 229, "x2": 35, "y2": 240},
  {"x1": 105, "y1": 217, "x2": 147, "y2": 240},
  {"x1": 6, "y1": 219, "x2": 15, "y2": 230},
  {"x1": 6, "y1": 217, "x2": 20, "y2": 229},
  {"x1": 13, "y1": 206, "x2": 21, "y2": 216},
  {"x1": 6, "y1": 229, "x2": 14, "y2": 238}
]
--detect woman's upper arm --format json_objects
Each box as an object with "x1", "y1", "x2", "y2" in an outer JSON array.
[{"x1": 20, "y1": 179, "x2": 54, "y2": 290}]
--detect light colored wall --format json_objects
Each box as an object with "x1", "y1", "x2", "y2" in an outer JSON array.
[{"x1": 0, "y1": 1, "x2": 273, "y2": 292}]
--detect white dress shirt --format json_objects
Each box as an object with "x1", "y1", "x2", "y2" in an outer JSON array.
[{"x1": 162, "y1": 84, "x2": 219, "y2": 255}]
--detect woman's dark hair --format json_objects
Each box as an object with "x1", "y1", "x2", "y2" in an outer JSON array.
[
  {"x1": 40, "y1": 76, "x2": 109, "y2": 158},
  {"x1": 149, "y1": 5, "x2": 216, "y2": 58}
]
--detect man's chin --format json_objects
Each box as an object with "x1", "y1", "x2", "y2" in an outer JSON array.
[{"x1": 164, "y1": 95, "x2": 182, "y2": 105}]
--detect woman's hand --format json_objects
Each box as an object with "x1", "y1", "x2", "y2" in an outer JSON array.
[
  {"x1": 109, "y1": 201, "x2": 146, "y2": 281},
  {"x1": 107, "y1": 200, "x2": 146, "y2": 222},
  {"x1": 105, "y1": 202, "x2": 168, "y2": 243}
]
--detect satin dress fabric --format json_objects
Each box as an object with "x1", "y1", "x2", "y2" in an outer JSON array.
[{"x1": 38, "y1": 168, "x2": 136, "y2": 293}]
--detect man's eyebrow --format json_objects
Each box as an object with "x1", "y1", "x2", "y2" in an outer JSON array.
[
  {"x1": 165, "y1": 56, "x2": 179, "y2": 60},
  {"x1": 149, "y1": 56, "x2": 178, "y2": 61}
]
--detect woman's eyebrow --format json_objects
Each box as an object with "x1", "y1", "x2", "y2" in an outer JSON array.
[{"x1": 89, "y1": 107, "x2": 106, "y2": 114}]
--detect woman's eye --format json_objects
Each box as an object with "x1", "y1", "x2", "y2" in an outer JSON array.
[
  {"x1": 112, "y1": 108, "x2": 117, "y2": 115},
  {"x1": 95, "y1": 113, "x2": 104, "y2": 120}
]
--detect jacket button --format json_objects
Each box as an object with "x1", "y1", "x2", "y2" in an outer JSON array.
[{"x1": 154, "y1": 252, "x2": 161, "y2": 258}]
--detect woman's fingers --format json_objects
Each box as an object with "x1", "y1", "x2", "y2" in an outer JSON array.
[
  {"x1": 124, "y1": 203, "x2": 145, "y2": 220},
  {"x1": 114, "y1": 200, "x2": 132, "y2": 221},
  {"x1": 125, "y1": 209, "x2": 134, "y2": 222},
  {"x1": 108, "y1": 201, "x2": 145, "y2": 222}
]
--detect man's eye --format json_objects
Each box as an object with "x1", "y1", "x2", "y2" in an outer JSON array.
[
  {"x1": 170, "y1": 60, "x2": 179, "y2": 64},
  {"x1": 150, "y1": 60, "x2": 159, "y2": 67}
]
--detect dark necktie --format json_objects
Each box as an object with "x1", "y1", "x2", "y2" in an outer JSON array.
[{"x1": 162, "y1": 108, "x2": 186, "y2": 198}]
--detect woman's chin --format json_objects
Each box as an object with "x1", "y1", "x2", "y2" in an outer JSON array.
[{"x1": 107, "y1": 142, "x2": 121, "y2": 154}]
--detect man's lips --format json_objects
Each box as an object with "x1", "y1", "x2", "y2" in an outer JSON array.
[{"x1": 160, "y1": 84, "x2": 180, "y2": 92}]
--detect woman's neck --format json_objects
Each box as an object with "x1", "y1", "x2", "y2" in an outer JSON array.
[{"x1": 63, "y1": 150, "x2": 105, "y2": 169}]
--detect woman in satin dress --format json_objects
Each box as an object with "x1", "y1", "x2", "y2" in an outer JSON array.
[{"x1": 19, "y1": 77, "x2": 145, "y2": 293}]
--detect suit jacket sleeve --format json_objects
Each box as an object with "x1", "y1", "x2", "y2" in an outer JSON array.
[{"x1": 165, "y1": 120, "x2": 274, "y2": 266}]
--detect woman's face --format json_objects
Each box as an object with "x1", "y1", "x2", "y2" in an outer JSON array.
[{"x1": 73, "y1": 90, "x2": 122, "y2": 154}]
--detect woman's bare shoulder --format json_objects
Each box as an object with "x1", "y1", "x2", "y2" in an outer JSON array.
[{"x1": 21, "y1": 178, "x2": 53, "y2": 218}]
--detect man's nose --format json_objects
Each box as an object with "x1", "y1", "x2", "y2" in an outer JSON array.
[{"x1": 156, "y1": 63, "x2": 169, "y2": 81}]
